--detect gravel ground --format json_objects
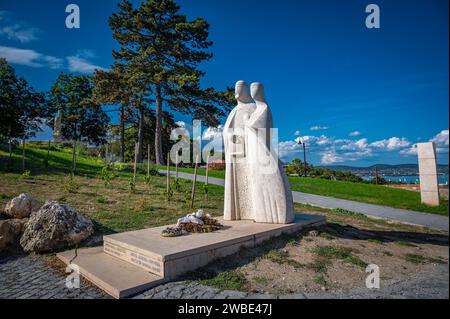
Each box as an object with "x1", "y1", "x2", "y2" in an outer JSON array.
[{"x1": 0, "y1": 254, "x2": 447, "y2": 299}]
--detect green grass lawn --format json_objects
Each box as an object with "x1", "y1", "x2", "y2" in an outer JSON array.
[
  {"x1": 0, "y1": 145, "x2": 224, "y2": 234},
  {"x1": 159, "y1": 165, "x2": 448, "y2": 216},
  {"x1": 288, "y1": 177, "x2": 448, "y2": 216},
  {"x1": 157, "y1": 164, "x2": 225, "y2": 179},
  {"x1": 2, "y1": 145, "x2": 448, "y2": 223}
]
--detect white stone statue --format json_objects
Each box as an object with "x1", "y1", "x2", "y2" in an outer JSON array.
[{"x1": 223, "y1": 81, "x2": 295, "y2": 224}]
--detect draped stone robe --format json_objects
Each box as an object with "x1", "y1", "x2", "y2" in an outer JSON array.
[
  {"x1": 223, "y1": 102, "x2": 256, "y2": 221},
  {"x1": 223, "y1": 99, "x2": 295, "y2": 224},
  {"x1": 246, "y1": 100, "x2": 295, "y2": 224}
]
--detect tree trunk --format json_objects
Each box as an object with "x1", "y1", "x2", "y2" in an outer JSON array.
[
  {"x1": 147, "y1": 144, "x2": 150, "y2": 177},
  {"x1": 21, "y1": 138, "x2": 25, "y2": 173},
  {"x1": 45, "y1": 140, "x2": 51, "y2": 168},
  {"x1": 133, "y1": 142, "x2": 138, "y2": 183},
  {"x1": 8, "y1": 137, "x2": 12, "y2": 164},
  {"x1": 119, "y1": 104, "x2": 125, "y2": 162},
  {"x1": 7, "y1": 126, "x2": 12, "y2": 169},
  {"x1": 154, "y1": 83, "x2": 164, "y2": 165},
  {"x1": 136, "y1": 105, "x2": 144, "y2": 163},
  {"x1": 72, "y1": 140, "x2": 77, "y2": 173}
]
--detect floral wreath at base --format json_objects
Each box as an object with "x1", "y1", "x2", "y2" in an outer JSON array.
[{"x1": 161, "y1": 210, "x2": 222, "y2": 237}]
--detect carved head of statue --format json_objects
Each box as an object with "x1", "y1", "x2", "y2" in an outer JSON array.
[
  {"x1": 250, "y1": 82, "x2": 266, "y2": 102},
  {"x1": 235, "y1": 80, "x2": 253, "y2": 103}
]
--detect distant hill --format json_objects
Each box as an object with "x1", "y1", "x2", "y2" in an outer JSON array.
[{"x1": 318, "y1": 164, "x2": 449, "y2": 175}]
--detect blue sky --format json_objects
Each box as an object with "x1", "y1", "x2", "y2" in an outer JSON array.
[{"x1": 0, "y1": 0, "x2": 448, "y2": 166}]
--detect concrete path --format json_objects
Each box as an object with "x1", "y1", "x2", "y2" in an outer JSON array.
[{"x1": 160, "y1": 170, "x2": 449, "y2": 231}]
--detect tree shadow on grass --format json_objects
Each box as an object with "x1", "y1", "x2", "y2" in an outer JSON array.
[
  {"x1": 0, "y1": 148, "x2": 102, "y2": 178},
  {"x1": 322, "y1": 223, "x2": 449, "y2": 246}
]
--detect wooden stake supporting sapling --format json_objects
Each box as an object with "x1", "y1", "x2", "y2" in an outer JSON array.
[
  {"x1": 21, "y1": 138, "x2": 26, "y2": 173},
  {"x1": 147, "y1": 144, "x2": 151, "y2": 178},
  {"x1": 71, "y1": 140, "x2": 77, "y2": 174},
  {"x1": 133, "y1": 142, "x2": 138, "y2": 183},
  {"x1": 175, "y1": 152, "x2": 179, "y2": 181},
  {"x1": 166, "y1": 153, "x2": 172, "y2": 200},
  {"x1": 204, "y1": 154, "x2": 210, "y2": 199},
  {"x1": 44, "y1": 139, "x2": 51, "y2": 168},
  {"x1": 190, "y1": 155, "x2": 199, "y2": 209}
]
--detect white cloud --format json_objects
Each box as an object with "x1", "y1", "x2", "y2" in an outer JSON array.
[
  {"x1": 67, "y1": 56, "x2": 106, "y2": 74},
  {"x1": 310, "y1": 125, "x2": 329, "y2": 131},
  {"x1": 431, "y1": 129, "x2": 449, "y2": 153},
  {"x1": 295, "y1": 134, "x2": 333, "y2": 147},
  {"x1": 269, "y1": 129, "x2": 448, "y2": 164},
  {"x1": 0, "y1": 46, "x2": 62, "y2": 69},
  {"x1": 349, "y1": 131, "x2": 361, "y2": 137},
  {"x1": 340, "y1": 138, "x2": 369, "y2": 151},
  {"x1": 75, "y1": 49, "x2": 96, "y2": 59},
  {"x1": 370, "y1": 137, "x2": 411, "y2": 151},
  {"x1": 321, "y1": 150, "x2": 343, "y2": 165},
  {"x1": 0, "y1": 11, "x2": 40, "y2": 43},
  {"x1": 279, "y1": 140, "x2": 303, "y2": 158},
  {"x1": 1, "y1": 45, "x2": 106, "y2": 74},
  {"x1": 400, "y1": 129, "x2": 449, "y2": 156},
  {"x1": 294, "y1": 130, "x2": 301, "y2": 136},
  {"x1": 400, "y1": 144, "x2": 418, "y2": 156},
  {"x1": 202, "y1": 125, "x2": 223, "y2": 140},
  {"x1": 280, "y1": 133, "x2": 418, "y2": 164},
  {"x1": 0, "y1": 24, "x2": 39, "y2": 43}
]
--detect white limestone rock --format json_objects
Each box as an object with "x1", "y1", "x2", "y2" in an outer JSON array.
[
  {"x1": 0, "y1": 218, "x2": 28, "y2": 253},
  {"x1": 20, "y1": 201, "x2": 94, "y2": 253},
  {"x1": 4, "y1": 193, "x2": 41, "y2": 219}
]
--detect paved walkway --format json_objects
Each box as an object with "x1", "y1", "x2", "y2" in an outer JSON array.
[
  {"x1": 161, "y1": 170, "x2": 449, "y2": 231},
  {"x1": 0, "y1": 255, "x2": 447, "y2": 299},
  {"x1": 0, "y1": 255, "x2": 106, "y2": 299}
]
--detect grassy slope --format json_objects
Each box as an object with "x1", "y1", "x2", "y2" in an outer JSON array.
[
  {"x1": 158, "y1": 165, "x2": 448, "y2": 216},
  {"x1": 0, "y1": 145, "x2": 104, "y2": 176},
  {"x1": 0, "y1": 146, "x2": 224, "y2": 234}
]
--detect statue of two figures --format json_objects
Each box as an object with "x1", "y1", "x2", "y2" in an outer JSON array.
[{"x1": 223, "y1": 81, "x2": 295, "y2": 224}]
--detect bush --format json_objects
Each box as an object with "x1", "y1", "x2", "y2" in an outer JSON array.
[
  {"x1": 287, "y1": 158, "x2": 363, "y2": 183},
  {"x1": 100, "y1": 166, "x2": 114, "y2": 187},
  {"x1": 63, "y1": 173, "x2": 79, "y2": 193}
]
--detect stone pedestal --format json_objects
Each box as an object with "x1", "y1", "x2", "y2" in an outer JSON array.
[
  {"x1": 417, "y1": 142, "x2": 440, "y2": 206},
  {"x1": 58, "y1": 214, "x2": 326, "y2": 298}
]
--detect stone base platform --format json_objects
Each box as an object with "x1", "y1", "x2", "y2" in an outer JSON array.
[{"x1": 57, "y1": 214, "x2": 326, "y2": 299}]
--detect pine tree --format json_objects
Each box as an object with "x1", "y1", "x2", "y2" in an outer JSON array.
[
  {"x1": 48, "y1": 73, "x2": 109, "y2": 145},
  {"x1": 109, "y1": 0, "x2": 234, "y2": 164},
  {"x1": 1, "y1": 58, "x2": 47, "y2": 162},
  {"x1": 92, "y1": 64, "x2": 135, "y2": 162}
]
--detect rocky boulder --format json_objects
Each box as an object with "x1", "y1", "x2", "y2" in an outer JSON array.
[
  {"x1": 5, "y1": 193, "x2": 41, "y2": 219},
  {"x1": 0, "y1": 218, "x2": 28, "y2": 253},
  {"x1": 20, "y1": 201, "x2": 94, "y2": 253}
]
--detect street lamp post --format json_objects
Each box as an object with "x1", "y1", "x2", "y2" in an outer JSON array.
[{"x1": 297, "y1": 138, "x2": 307, "y2": 177}]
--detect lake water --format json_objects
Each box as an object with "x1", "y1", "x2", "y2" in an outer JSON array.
[{"x1": 361, "y1": 175, "x2": 449, "y2": 185}]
